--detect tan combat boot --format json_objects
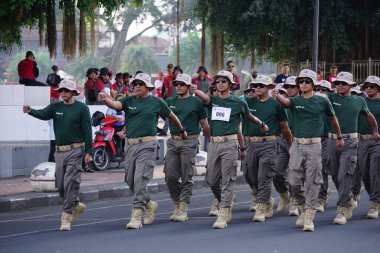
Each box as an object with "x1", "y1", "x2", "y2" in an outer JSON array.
[
  {"x1": 346, "y1": 200, "x2": 355, "y2": 220},
  {"x1": 126, "y1": 208, "x2": 143, "y2": 229},
  {"x1": 169, "y1": 201, "x2": 179, "y2": 221},
  {"x1": 174, "y1": 202, "x2": 189, "y2": 222},
  {"x1": 208, "y1": 198, "x2": 220, "y2": 216},
  {"x1": 249, "y1": 195, "x2": 258, "y2": 212},
  {"x1": 315, "y1": 198, "x2": 327, "y2": 212},
  {"x1": 60, "y1": 212, "x2": 72, "y2": 231},
  {"x1": 289, "y1": 197, "x2": 299, "y2": 216},
  {"x1": 265, "y1": 197, "x2": 275, "y2": 218},
  {"x1": 213, "y1": 208, "x2": 230, "y2": 229},
  {"x1": 277, "y1": 192, "x2": 289, "y2": 212},
  {"x1": 253, "y1": 203, "x2": 267, "y2": 222},
  {"x1": 333, "y1": 206, "x2": 348, "y2": 225},
  {"x1": 144, "y1": 200, "x2": 158, "y2": 225},
  {"x1": 69, "y1": 202, "x2": 86, "y2": 224},
  {"x1": 295, "y1": 205, "x2": 306, "y2": 227},
  {"x1": 303, "y1": 209, "x2": 316, "y2": 232},
  {"x1": 367, "y1": 202, "x2": 379, "y2": 219}
]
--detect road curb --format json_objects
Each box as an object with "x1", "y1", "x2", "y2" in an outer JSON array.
[{"x1": 0, "y1": 173, "x2": 245, "y2": 213}]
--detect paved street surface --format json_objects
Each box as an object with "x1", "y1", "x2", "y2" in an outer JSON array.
[{"x1": 0, "y1": 184, "x2": 379, "y2": 253}]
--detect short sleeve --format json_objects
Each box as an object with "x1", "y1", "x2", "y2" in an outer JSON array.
[
  {"x1": 276, "y1": 102, "x2": 288, "y2": 122},
  {"x1": 359, "y1": 97, "x2": 370, "y2": 115},
  {"x1": 159, "y1": 98, "x2": 171, "y2": 117},
  {"x1": 288, "y1": 97, "x2": 296, "y2": 110},
  {"x1": 324, "y1": 99, "x2": 335, "y2": 117},
  {"x1": 120, "y1": 96, "x2": 130, "y2": 112},
  {"x1": 198, "y1": 101, "x2": 207, "y2": 120},
  {"x1": 240, "y1": 99, "x2": 250, "y2": 116}
]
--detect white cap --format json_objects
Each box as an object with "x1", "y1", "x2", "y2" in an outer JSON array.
[
  {"x1": 284, "y1": 76, "x2": 297, "y2": 86},
  {"x1": 215, "y1": 70, "x2": 236, "y2": 84},
  {"x1": 351, "y1": 86, "x2": 363, "y2": 94},
  {"x1": 317, "y1": 80, "x2": 332, "y2": 91},
  {"x1": 276, "y1": 83, "x2": 287, "y2": 93},
  {"x1": 250, "y1": 74, "x2": 272, "y2": 85},
  {"x1": 55, "y1": 80, "x2": 80, "y2": 96},
  {"x1": 333, "y1": 72, "x2": 355, "y2": 85},
  {"x1": 296, "y1": 69, "x2": 318, "y2": 86},
  {"x1": 174, "y1": 73, "x2": 192, "y2": 85},
  {"x1": 131, "y1": 73, "x2": 154, "y2": 90},
  {"x1": 364, "y1": 75, "x2": 380, "y2": 86}
]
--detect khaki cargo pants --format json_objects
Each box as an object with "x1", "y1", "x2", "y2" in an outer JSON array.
[
  {"x1": 329, "y1": 137, "x2": 358, "y2": 207},
  {"x1": 206, "y1": 140, "x2": 239, "y2": 208},
  {"x1": 164, "y1": 137, "x2": 198, "y2": 204},
  {"x1": 242, "y1": 140, "x2": 277, "y2": 204},
  {"x1": 287, "y1": 141, "x2": 323, "y2": 209},
  {"x1": 124, "y1": 140, "x2": 157, "y2": 210},
  {"x1": 54, "y1": 146, "x2": 84, "y2": 213},
  {"x1": 358, "y1": 139, "x2": 380, "y2": 203},
  {"x1": 273, "y1": 138, "x2": 289, "y2": 194},
  {"x1": 318, "y1": 137, "x2": 331, "y2": 199}
]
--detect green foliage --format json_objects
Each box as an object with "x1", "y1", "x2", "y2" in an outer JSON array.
[
  {"x1": 170, "y1": 32, "x2": 210, "y2": 75},
  {"x1": 64, "y1": 54, "x2": 106, "y2": 82},
  {"x1": 6, "y1": 51, "x2": 56, "y2": 82},
  {"x1": 120, "y1": 45, "x2": 160, "y2": 74}
]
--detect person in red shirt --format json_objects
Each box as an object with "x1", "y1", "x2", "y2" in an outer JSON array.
[
  {"x1": 162, "y1": 63, "x2": 174, "y2": 99},
  {"x1": 317, "y1": 69, "x2": 325, "y2": 81},
  {"x1": 18, "y1": 51, "x2": 46, "y2": 86},
  {"x1": 46, "y1": 65, "x2": 62, "y2": 102},
  {"x1": 111, "y1": 72, "x2": 128, "y2": 98},
  {"x1": 226, "y1": 60, "x2": 240, "y2": 90},
  {"x1": 328, "y1": 65, "x2": 338, "y2": 83},
  {"x1": 84, "y1": 68, "x2": 99, "y2": 105},
  {"x1": 96, "y1": 67, "x2": 112, "y2": 96},
  {"x1": 163, "y1": 65, "x2": 183, "y2": 98}
]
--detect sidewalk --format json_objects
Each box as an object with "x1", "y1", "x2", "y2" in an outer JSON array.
[{"x1": 0, "y1": 165, "x2": 245, "y2": 213}]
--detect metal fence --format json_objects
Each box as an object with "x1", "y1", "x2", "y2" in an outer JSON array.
[{"x1": 300, "y1": 59, "x2": 380, "y2": 83}]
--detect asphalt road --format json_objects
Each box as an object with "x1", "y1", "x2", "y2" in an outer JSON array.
[{"x1": 0, "y1": 184, "x2": 379, "y2": 253}]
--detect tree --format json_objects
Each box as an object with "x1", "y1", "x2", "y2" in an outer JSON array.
[
  {"x1": 64, "y1": 54, "x2": 106, "y2": 84},
  {"x1": 119, "y1": 45, "x2": 160, "y2": 74}
]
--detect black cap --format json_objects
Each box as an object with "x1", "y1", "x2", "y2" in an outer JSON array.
[
  {"x1": 26, "y1": 51, "x2": 35, "y2": 59},
  {"x1": 99, "y1": 67, "x2": 109, "y2": 76},
  {"x1": 123, "y1": 72, "x2": 132, "y2": 78},
  {"x1": 197, "y1": 66, "x2": 208, "y2": 74},
  {"x1": 173, "y1": 66, "x2": 183, "y2": 74},
  {"x1": 86, "y1": 68, "x2": 98, "y2": 77}
]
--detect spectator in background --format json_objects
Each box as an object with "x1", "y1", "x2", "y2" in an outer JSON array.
[
  {"x1": 18, "y1": 51, "x2": 46, "y2": 86},
  {"x1": 111, "y1": 72, "x2": 128, "y2": 98},
  {"x1": 155, "y1": 71, "x2": 164, "y2": 98},
  {"x1": 226, "y1": 60, "x2": 240, "y2": 90},
  {"x1": 163, "y1": 65, "x2": 183, "y2": 99},
  {"x1": 96, "y1": 67, "x2": 112, "y2": 97},
  {"x1": 192, "y1": 66, "x2": 213, "y2": 94},
  {"x1": 84, "y1": 68, "x2": 99, "y2": 105},
  {"x1": 317, "y1": 69, "x2": 325, "y2": 81},
  {"x1": 162, "y1": 63, "x2": 175, "y2": 99},
  {"x1": 123, "y1": 72, "x2": 133, "y2": 95},
  {"x1": 46, "y1": 65, "x2": 62, "y2": 103},
  {"x1": 328, "y1": 65, "x2": 338, "y2": 83},
  {"x1": 274, "y1": 63, "x2": 290, "y2": 84}
]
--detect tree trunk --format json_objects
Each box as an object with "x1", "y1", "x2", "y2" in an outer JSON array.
[
  {"x1": 79, "y1": 10, "x2": 86, "y2": 56},
  {"x1": 62, "y1": 0, "x2": 76, "y2": 61},
  {"x1": 200, "y1": 19, "x2": 205, "y2": 66},
  {"x1": 217, "y1": 32, "x2": 224, "y2": 71},
  {"x1": 250, "y1": 47, "x2": 255, "y2": 70},
  {"x1": 45, "y1": 0, "x2": 57, "y2": 58},
  {"x1": 210, "y1": 28, "x2": 217, "y2": 76}
]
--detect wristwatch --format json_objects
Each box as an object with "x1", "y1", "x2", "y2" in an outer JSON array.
[{"x1": 180, "y1": 127, "x2": 186, "y2": 134}]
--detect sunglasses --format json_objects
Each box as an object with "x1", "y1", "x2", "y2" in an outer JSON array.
[
  {"x1": 167, "y1": 66, "x2": 173, "y2": 69},
  {"x1": 228, "y1": 65, "x2": 234, "y2": 69},
  {"x1": 132, "y1": 81, "x2": 145, "y2": 87},
  {"x1": 173, "y1": 82, "x2": 187, "y2": 87},
  {"x1": 58, "y1": 88, "x2": 71, "y2": 93},
  {"x1": 246, "y1": 89, "x2": 255, "y2": 93},
  {"x1": 251, "y1": 83, "x2": 266, "y2": 89},
  {"x1": 335, "y1": 81, "x2": 349, "y2": 86},
  {"x1": 297, "y1": 78, "x2": 313, "y2": 85},
  {"x1": 363, "y1": 84, "x2": 377, "y2": 89},
  {"x1": 215, "y1": 78, "x2": 228, "y2": 84},
  {"x1": 282, "y1": 85, "x2": 296, "y2": 89},
  {"x1": 315, "y1": 87, "x2": 329, "y2": 92},
  {"x1": 279, "y1": 90, "x2": 287, "y2": 95}
]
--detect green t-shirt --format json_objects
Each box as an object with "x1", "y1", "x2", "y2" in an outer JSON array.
[
  {"x1": 242, "y1": 97, "x2": 287, "y2": 136},
  {"x1": 285, "y1": 108, "x2": 294, "y2": 133},
  {"x1": 206, "y1": 95, "x2": 250, "y2": 136},
  {"x1": 358, "y1": 98, "x2": 380, "y2": 135},
  {"x1": 328, "y1": 93, "x2": 369, "y2": 134},
  {"x1": 121, "y1": 95, "x2": 171, "y2": 138},
  {"x1": 31, "y1": 101, "x2": 93, "y2": 153},
  {"x1": 165, "y1": 95, "x2": 207, "y2": 135},
  {"x1": 288, "y1": 95, "x2": 335, "y2": 138}
]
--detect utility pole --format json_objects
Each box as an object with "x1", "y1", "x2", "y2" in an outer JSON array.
[
  {"x1": 312, "y1": 0, "x2": 319, "y2": 72},
  {"x1": 176, "y1": 0, "x2": 180, "y2": 66}
]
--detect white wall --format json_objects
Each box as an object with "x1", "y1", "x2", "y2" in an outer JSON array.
[{"x1": 0, "y1": 85, "x2": 108, "y2": 141}]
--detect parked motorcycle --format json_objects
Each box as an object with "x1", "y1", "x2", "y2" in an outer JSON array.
[{"x1": 91, "y1": 111, "x2": 124, "y2": 171}]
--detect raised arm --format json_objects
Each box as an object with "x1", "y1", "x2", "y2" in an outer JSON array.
[
  {"x1": 98, "y1": 91, "x2": 122, "y2": 111},
  {"x1": 191, "y1": 84, "x2": 210, "y2": 105},
  {"x1": 271, "y1": 89, "x2": 291, "y2": 108}
]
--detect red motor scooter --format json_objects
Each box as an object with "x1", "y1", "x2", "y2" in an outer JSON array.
[{"x1": 91, "y1": 111, "x2": 124, "y2": 171}]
